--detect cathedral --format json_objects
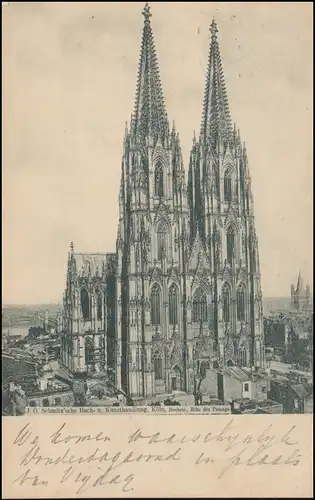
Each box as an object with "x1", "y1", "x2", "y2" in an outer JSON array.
[{"x1": 60, "y1": 4, "x2": 265, "y2": 398}]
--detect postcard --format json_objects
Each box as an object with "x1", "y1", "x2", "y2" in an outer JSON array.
[{"x1": 2, "y1": 2, "x2": 313, "y2": 498}]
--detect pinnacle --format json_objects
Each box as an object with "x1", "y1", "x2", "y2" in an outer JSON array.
[
  {"x1": 142, "y1": 3, "x2": 151, "y2": 23},
  {"x1": 199, "y1": 19, "x2": 233, "y2": 148},
  {"x1": 210, "y1": 19, "x2": 218, "y2": 38},
  {"x1": 132, "y1": 3, "x2": 168, "y2": 147}
]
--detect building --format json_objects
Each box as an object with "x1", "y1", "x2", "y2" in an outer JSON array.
[
  {"x1": 291, "y1": 272, "x2": 312, "y2": 313},
  {"x1": 60, "y1": 4, "x2": 265, "y2": 398},
  {"x1": 231, "y1": 399, "x2": 283, "y2": 414},
  {"x1": 269, "y1": 376, "x2": 313, "y2": 414},
  {"x1": 199, "y1": 365, "x2": 270, "y2": 403},
  {"x1": 60, "y1": 248, "x2": 116, "y2": 375},
  {"x1": 2, "y1": 352, "x2": 38, "y2": 395}
]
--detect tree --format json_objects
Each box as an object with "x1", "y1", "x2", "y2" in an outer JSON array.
[{"x1": 286, "y1": 324, "x2": 299, "y2": 365}]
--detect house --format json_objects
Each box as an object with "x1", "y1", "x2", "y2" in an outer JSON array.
[
  {"x1": 269, "y1": 377, "x2": 313, "y2": 413},
  {"x1": 216, "y1": 366, "x2": 270, "y2": 403},
  {"x1": 2, "y1": 353, "x2": 38, "y2": 390},
  {"x1": 231, "y1": 398, "x2": 283, "y2": 414}
]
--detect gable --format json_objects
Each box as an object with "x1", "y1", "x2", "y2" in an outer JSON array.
[
  {"x1": 154, "y1": 201, "x2": 171, "y2": 226},
  {"x1": 167, "y1": 265, "x2": 180, "y2": 286},
  {"x1": 149, "y1": 266, "x2": 163, "y2": 286},
  {"x1": 222, "y1": 143, "x2": 235, "y2": 167},
  {"x1": 188, "y1": 230, "x2": 210, "y2": 272}
]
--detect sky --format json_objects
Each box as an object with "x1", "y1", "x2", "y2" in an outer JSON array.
[{"x1": 2, "y1": 2, "x2": 313, "y2": 304}]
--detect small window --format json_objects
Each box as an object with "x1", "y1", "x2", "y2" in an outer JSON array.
[
  {"x1": 226, "y1": 227, "x2": 235, "y2": 265},
  {"x1": 154, "y1": 164, "x2": 164, "y2": 198},
  {"x1": 262, "y1": 386, "x2": 266, "y2": 393},
  {"x1": 192, "y1": 291, "x2": 207, "y2": 322},
  {"x1": 169, "y1": 285, "x2": 178, "y2": 325},
  {"x1": 96, "y1": 291, "x2": 102, "y2": 320},
  {"x1": 224, "y1": 171, "x2": 232, "y2": 202},
  {"x1": 222, "y1": 284, "x2": 231, "y2": 322},
  {"x1": 244, "y1": 383, "x2": 249, "y2": 392},
  {"x1": 151, "y1": 285, "x2": 161, "y2": 326}
]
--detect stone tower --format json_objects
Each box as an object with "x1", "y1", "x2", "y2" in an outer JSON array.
[
  {"x1": 116, "y1": 4, "x2": 190, "y2": 397},
  {"x1": 291, "y1": 272, "x2": 311, "y2": 312},
  {"x1": 187, "y1": 20, "x2": 265, "y2": 371}
]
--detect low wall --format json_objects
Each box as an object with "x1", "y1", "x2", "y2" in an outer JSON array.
[{"x1": 27, "y1": 390, "x2": 74, "y2": 407}]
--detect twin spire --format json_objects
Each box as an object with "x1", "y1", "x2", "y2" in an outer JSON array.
[
  {"x1": 132, "y1": 3, "x2": 168, "y2": 146},
  {"x1": 200, "y1": 19, "x2": 233, "y2": 148},
  {"x1": 132, "y1": 4, "x2": 233, "y2": 150}
]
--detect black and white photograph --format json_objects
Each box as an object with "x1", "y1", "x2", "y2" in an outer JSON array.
[{"x1": 2, "y1": 3, "x2": 313, "y2": 498}]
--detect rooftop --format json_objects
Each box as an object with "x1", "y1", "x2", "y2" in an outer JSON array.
[{"x1": 220, "y1": 366, "x2": 268, "y2": 381}]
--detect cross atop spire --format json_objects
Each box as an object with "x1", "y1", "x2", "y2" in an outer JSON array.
[
  {"x1": 200, "y1": 20, "x2": 232, "y2": 149},
  {"x1": 142, "y1": 3, "x2": 151, "y2": 22},
  {"x1": 132, "y1": 3, "x2": 168, "y2": 148},
  {"x1": 210, "y1": 19, "x2": 218, "y2": 38}
]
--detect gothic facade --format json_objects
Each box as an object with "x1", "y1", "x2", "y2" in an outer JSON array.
[
  {"x1": 60, "y1": 4, "x2": 265, "y2": 398},
  {"x1": 60, "y1": 246, "x2": 116, "y2": 376}
]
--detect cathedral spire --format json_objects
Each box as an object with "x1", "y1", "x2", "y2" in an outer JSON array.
[
  {"x1": 132, "y1": 3, "x2": 168, "y2": 147},
  {"x1": 200, "y1": 19, "x2": 232, "y2": 148},
  {"x1": 296, "y1": 271, "x2": 303, "y2": 291}
]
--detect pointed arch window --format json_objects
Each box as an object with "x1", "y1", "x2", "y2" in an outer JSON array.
[
  {"x1": 154, "y1": 356, "x2": 163, "y2": 380},
  {"x1": 96, "y1": 290, "x2": 102, "y2": 320},
  {"x1": 151, "y1": 284, "x2": 161, "y2": 326},
  {"x1": 169, "y1": 285, "x2": 178, "y2": 325},
  {"x1": 252, "y1": 249, "x2": 257, "y2": 273},
  {"x1": 85, "y1": 337, "x2": 93, "y2": 367},
  {"x1": 157, "y1": 222, "x2": 168, "y2": 261},
  {"x1": 81, "y1": 288, "x2": 91, "y2": 321},
  {"x1": 192, "y1": 289, "x2": 207, "y2": 322},
  {"x1": 237, "y1": 346, "x2": 247, "y2": 367},
  {"x1": 226, "y1": 226, "x2": 235, "y2": 265},
  {"x1": 214, "y1": 167, "x2": 220, "y2": 198},
  {"x1": 237, "y1": 285, "x2": 246, "y2": 321},
  {"x1": 67, "y1": 336, "x2": 72, "y2": 356},
  {"x1": 224, "y1": 170, "x2": 232, "y2": 202},
  {"x1": 154, "y1": 163, "x2": 164, "y2": 198},
  {"x1": 222, "y1": 284, "x2": 231, "y2": 323}
]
